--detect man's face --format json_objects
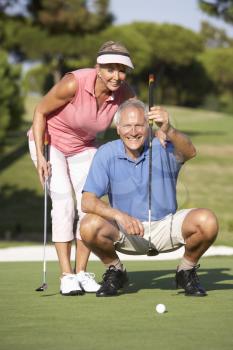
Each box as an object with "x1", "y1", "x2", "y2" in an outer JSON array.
[{"x1": 117, "y1": 106, "x2": 148, "y2": 158}]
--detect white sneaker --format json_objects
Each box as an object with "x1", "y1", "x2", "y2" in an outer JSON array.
[
  {"x1": 60, "y1": 273, "x2": 84, "y2": 296},
  {"x1": 76, "y1": 271, "x2": 100, "y2": 293}
]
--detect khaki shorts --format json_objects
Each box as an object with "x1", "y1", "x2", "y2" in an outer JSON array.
[{"x1": 114, "y1": 209, "x2": 194, "y2": 255}]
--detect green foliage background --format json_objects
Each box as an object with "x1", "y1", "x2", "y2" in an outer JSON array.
[{"x1": 0, "y1": 50, "x2": 24, "y2": 141}]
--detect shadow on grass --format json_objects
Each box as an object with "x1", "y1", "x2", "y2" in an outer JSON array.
[
  {"x1": 182, "y1": 130, "x2": 225, "y2": 137},
  {"x1": 125, "y1": 267, "x2": 233, "y2": 294},
  {"x1": 0, "y1": 141, "x2": 29, "y2": 172},
  {"x1": 0, "y1": 184, "x2": 52, "y2": 241},
  {"x1": 40, "y1": 293, "x2": 60, "y2": 297}
]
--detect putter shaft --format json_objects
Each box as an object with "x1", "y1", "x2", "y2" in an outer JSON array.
[
  {"x1": 147, "y1": 74, "x2": 159, "y2": 257},
  {"x1": 36, "y1": 142, "x2": 49, "y2": 291}
]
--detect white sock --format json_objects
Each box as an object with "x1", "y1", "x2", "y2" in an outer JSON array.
[
  {"x1": 177, "y1": 257, "x2": 196, "y2": 272},
  {"x1": 105, "y1": 258, "x2": 124, "y2": 271}
]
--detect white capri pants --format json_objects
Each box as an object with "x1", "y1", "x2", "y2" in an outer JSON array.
[{"x1": 29, "y1": 141, "x2": 96, "y2": 242}]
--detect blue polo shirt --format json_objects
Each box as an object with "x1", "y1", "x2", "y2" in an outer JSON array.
[{"x1": 83, "y1": 138, "x2": 182, "y2": 221}]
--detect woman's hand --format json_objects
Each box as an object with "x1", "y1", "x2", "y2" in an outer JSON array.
[{"x1": 37, "y1": 154, "x2": 51, "y2": 187}]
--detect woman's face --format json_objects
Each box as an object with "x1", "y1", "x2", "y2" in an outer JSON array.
[{"x1": 97, "y1": 63, "x2": 127, "y2": 91}]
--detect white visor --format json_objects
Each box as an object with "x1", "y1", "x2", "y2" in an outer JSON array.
[{"x1": 97, "y1": 52, "x2": 134, "y2": 69}]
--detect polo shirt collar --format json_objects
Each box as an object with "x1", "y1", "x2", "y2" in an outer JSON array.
[
  {"x1": 84, "y1": 68, "x2": 115, "y2": 101},
  {"x1": 117, "y1": 139, "x2": 149, "y2": 164}
]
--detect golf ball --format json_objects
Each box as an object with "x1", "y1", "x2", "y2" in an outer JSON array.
[{"x1": 156, "y1": 303, "x2": 166, "y2": 314}]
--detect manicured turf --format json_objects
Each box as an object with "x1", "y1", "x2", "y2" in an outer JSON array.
[{"x1": 0, "y1": 257, "x2": 233, "y2": 350}]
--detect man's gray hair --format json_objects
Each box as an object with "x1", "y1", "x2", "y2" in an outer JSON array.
[{"x1": 114, "y1": 99, "x2": 148, "y2": 125}]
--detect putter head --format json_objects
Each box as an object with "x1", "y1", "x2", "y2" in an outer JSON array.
[
  {"x1": 35, "y1": 283, "x2": 48, "y2": 292},
  {"x1": 146, "y1": 248, "x2": 159, "y2": 256}
]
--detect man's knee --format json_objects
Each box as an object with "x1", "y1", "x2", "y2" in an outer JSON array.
[
  {"x1": 80, "y1": 214, "x2": 105, "y2": 243},
  {"x1": 197, "y1": 209, "x2": 218, "y2": 240},
  {"x1": 184, "y1": 208, "x2": 218, "y2": 242}
]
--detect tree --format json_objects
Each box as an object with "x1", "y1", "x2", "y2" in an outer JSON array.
[
  {"x1": 199, "y1": 47, "x2": 233, "y2": 112},
  {"x1": 199, "y1": 0, "x2": 233, "y2": 24},
  {"x1": 200, "y1": 21, "x2": 232, "y2": 47},
  {"x1": 0, "y1": 50, "x2": 24, "y2": 142},
  {"x1": 128, "y1": 22, "x2": 209, "y2": 106},
  {"x1": 0, "y1": 0, "x2": 113, "y2": 33},
  {"x1": 27, "y1": 0, "x2": 113, "y2": 34},
  {"x1": 131, "y1": 22, "x2": 204, "y2": 66},
  {"x1": 0, "y1": 0, "x2": 114, "y2": 87}
]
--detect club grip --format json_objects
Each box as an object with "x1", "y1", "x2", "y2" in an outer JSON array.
[
  {"x1": 44, "y1": 141, "x2": 49, "y2": 162},
  {"x1": 148, "y1": 74, "x2": 155, "y2": 126},
  {"x1": 149, "y1": 74, "x2": 155, "y2": 109}
]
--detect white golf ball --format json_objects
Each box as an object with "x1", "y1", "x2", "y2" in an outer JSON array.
[{"x1": 156, "y1": 303, "x2": 166, "y2": 314}]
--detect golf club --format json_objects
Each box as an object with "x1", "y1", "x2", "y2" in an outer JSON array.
[
  {"x1": 35, "y1": 140, "x2": 49, "y2": 291},
  {"x1": 147, "y1": 74, "x2": 159, "y2": 256}
]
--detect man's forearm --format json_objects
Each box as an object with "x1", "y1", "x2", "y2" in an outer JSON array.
[
  {"x1": 81, "y1": 192, "x2": 120, "y2": 222},
  {"x1": 167, "y1": 126, "x2": 196, "y2": 161}
]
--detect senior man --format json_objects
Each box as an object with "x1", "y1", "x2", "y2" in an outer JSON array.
[{"x1": 80, "y1": 99, "x2": 218, "y2": 297}]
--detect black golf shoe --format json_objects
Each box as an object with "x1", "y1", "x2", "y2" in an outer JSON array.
[
  {"x1": 96, "y1": 265, "x2": 128, "y2": 297},
  {"x1": 175, "y1": 264, "x2": 207, "y2": 297}
]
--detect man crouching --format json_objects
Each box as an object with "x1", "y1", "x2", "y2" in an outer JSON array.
[{"x1": 80, "y1": 99, "x2": 218, "y2": 297}]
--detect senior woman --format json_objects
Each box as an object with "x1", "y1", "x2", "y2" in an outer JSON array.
[{"x1": 28, "y1": 41, "x2": 135, "y2": 295}]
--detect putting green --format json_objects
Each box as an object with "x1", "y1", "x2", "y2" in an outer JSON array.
[{"x1": 0, "y1": 257, "x2": 232, "y2": 350}]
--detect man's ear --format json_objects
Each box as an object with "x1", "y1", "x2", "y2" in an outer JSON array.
[{"x1": 116, "y1": 126, "x2": 120, "y2": 135}]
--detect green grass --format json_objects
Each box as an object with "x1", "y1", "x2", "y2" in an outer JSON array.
[
  {"x1": 0, "y1": 241, "x2": 42, "y2": 248},
  {"x1": 0, "y1": 99, "x2": 233, "y2": 245},
  {"x1": 0, "y1": 258, "x2": 233, "y2": 350}
]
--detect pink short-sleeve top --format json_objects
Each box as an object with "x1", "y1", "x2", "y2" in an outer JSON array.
[{"x1": 29, "y1": 68, "x2": 129, "y2": 156}]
